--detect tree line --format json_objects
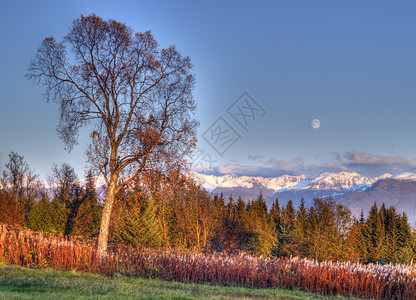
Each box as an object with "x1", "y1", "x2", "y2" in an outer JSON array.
[
  {"x1": 0, "y1": 152, "x2": 101, "y2": 237},
  {"x1": 1, "y1": 151, "x2": 415, "y2": 264}
]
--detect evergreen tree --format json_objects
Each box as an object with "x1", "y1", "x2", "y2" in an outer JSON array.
[
  {"x1": 26, "y1": 196, "x2": 68, "y2": 234},
  {"x1": 275, "y1": 200, "x2": 296, "y2": 257},
  {"x1": 235, "y1": 196, "x2": 245, "y2": 217},
  {"x1": 226, "y1": 195, "x2": 234, "y2": 211},
  {"x1": 380, "y1": 203, "x2": 387, "y2": 227},
  {"x1": 233, "y1": 196, "x2": 251, "y2": 251},
  {"x1": 71, "y1": 171, "x2": 102, "y2": 237},
  {"x1": 115, "y1": 191, "x2": 162, "y2": 249},
  {"x1": 292, "y1": 198, "x2": 308, "y2": 257},
  {"x1": 302, "y1": 197, "x2": 353, "y2": 262},
  {"x1": 346, "y1": 218, "x2": 363, "y2": 262},
  {"x1": 224, "y1": 195, "x2": 236, "y2": 249},
  {"x1": 210, "y1": 193, "x2": 227, "y2": 251},
  {"x1": 385, "y1": 206, "x2": 399, "y2": 262},
  {"x1": 244, "y1": 193, "x2": 276, "y2": 256},
  {"x1": 397, "y1": 212, "x2": 412, "y2": 263},
  {"x1": 365, "y1": 202, "x2": 385, "y2": 263},
  {"x1": 309, "y1": 198, "x2": 335, "y2": 261},
  {"x1": 269, "y1": 198, "x2": 281, "y2": 229},
  {"x1": 251, "y1": 191, "x2": 268, "y2": 218},
  {"x1": 357, "y1": 217, "x2": 370, "y2": 262},
  {"x1": 306, "y1": 205, "x2": 318, "y2": 258},
  {"x1": 283, "y1": 200, "x2": 296, "y2": 226},
  {"x1": 359, "y1": 209, "x2": 366, "y2": 225}
]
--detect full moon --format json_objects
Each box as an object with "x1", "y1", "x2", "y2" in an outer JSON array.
[{"x1": 311, "y1": 119, "x2": 320, "y2": 129}]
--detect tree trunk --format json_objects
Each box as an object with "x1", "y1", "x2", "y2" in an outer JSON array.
[{"x1": 97, "y1": 173, "x2": 118, "y2": 257}]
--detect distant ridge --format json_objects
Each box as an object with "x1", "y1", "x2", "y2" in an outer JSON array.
[
  {"x1": 190, "y1": 171, "x2": 416, "y2": 223},
  {"x1": 190, "y1": 171, "x2": 395, "y2": 193}
]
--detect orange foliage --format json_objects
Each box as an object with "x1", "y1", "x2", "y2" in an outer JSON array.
[
  {"x1": 0, "y1": 192, "x2": 24, "y2": 226},
  {"x1": 1, "y1": 224, "x2": 416, "y2": 299}
]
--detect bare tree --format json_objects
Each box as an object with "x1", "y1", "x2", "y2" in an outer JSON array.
[
  {"x1": 2, "y1": 152, "x2": 30, "y2": 197},
  {"x1": 27, "y1": 14, "x2": 198, "y2": 255},
  {"x1": 48, "y1": 163, "x2": 80, "y2": 205},
  {"x1": 2, "y1": 151, "x2": 40, "y2": 218}
]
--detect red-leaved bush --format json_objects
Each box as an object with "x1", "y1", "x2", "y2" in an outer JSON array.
[{"x1": 0, "y1": 224, "x2": 415, "y2": 299}]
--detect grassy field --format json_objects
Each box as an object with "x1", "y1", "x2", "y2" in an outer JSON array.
[{"x1": 0, "y1": 264, "x2": 354, "y2": 300}]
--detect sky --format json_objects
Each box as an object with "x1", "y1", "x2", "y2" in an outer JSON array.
[{"x1": 1, "y1": 1, "x2": 416, "y2": 179}]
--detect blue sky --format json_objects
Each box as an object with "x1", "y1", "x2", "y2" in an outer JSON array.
[{"x1": 1, "y1": 1, "x2": 416, "y2": 179}]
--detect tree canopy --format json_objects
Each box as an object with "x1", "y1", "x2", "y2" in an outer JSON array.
[{"x1": 27, "y1": 14, "x2": 198, "y2": 255}]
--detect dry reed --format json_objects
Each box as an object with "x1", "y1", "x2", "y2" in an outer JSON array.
[{"x1": 0, "y1": 224, "x2": 415, "y2": 299}]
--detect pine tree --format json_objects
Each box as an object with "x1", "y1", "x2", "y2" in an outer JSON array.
[
  {"x1": 26, "y1": 196, "x2": 68, "y2": 234},
  {"x1": 235, "y1": 196, "x2": 245, "y2": 217},
  {"x1": 234, "y1": 196, "x2": 250, "y2": 251},
  {"x1": 397, "y1": 212, "x2": 412, "y2": 263},
  {"x1": 275, "y1": 200, "x2": 296, "y2": 257},
  {"x1": 365, "y1": 202, "x2": 385, "y2": 263},
  {"x1": 223, "y1": 195, "x2": 236, "y2": 249},
  {"x1": 292, "y1": 198, "x2": 308, "y2": 257},
  {"x1": 251, "y1": 191, "x2": 268, "y2": 218},
  {"x1": 244, "y1": 192, "x2": 276, "y2": 256},
  {"x1": 306, "y1": 206, "x2": 318, "y2": 258},
  {"x1": 357, "y1": 216, "x2": 370, "y2": 262},
  {"x1": 359, "y1": 209, "x2": 366, "y2": 225},
  {"x1": 304, "y1": 197, "x2": 353, "y2": 261},
  {"x1": 380, "y1": 203, "x2": 387, "y2": 227},
  {"x1": 71, "y1": 171, "x2": 102, "y2": 237},
  {"x1": 269, "y1": 198, "x2": 281, "y2": 229},
  {"x1": 308, "y1": 198, "x2": 333, "y2": 261},
  {"x1": 385, "y1": 206, "x2": 399, "y2": 262},
  {"x1": 227, "y1": 195, "x2": 234, "y2": 213},
  {"x1": 115, "y1": 191, "x2": 162, "y2": 249},
  {"x1": 346, "y1": 218, "x2": 363, "y2": 262},
  {"x1": 210, "y1": 193, "x2": 227, "y2": 251},
  {"x1": 226, "y1": 195, "x2": 235, "y2": 228},
  {"x1": 283, "y1": 200, "x2": 296, "y2": 227}
]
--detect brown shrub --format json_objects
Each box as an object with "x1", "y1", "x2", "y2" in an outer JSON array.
[{"x1": 0, "y1": 224, "x2": 415, "y2": 299}]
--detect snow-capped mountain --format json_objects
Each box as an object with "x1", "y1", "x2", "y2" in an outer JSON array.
[
  {"x1": 306, "y1": 172, "x2": 392, "y2": 191},
  {"x1": 190, "y1": 171, "x2": 394, "y2": 194},
  {"x1": 191, "y1": 171, "x2": 416, "y2": 223},
  {"x1": 190, "y1": 172, "x2": 310, "y2": 192},
  {"x1": 392, "y1": 172, "x2": 416, "y2": 181},
  {"x1": 190, "y1": 171, "x2": 416, "y2": 223}
]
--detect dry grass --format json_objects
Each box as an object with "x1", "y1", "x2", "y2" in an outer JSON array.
[{"x1": 1, "y1": 224, "x2": 415, "y2": 299}]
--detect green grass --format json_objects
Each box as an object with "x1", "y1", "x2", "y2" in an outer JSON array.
[{"x1": 0, "y1": 264, "x2": 355, "y2": 299}]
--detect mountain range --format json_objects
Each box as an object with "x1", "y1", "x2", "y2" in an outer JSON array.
[{"x1": 190, "y1": 171, "x2": 416, "y2": 224}]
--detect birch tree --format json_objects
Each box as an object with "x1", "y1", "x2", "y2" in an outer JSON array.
[{"x1": 27, "y1": 14, "x2": 198, "y2": 255}]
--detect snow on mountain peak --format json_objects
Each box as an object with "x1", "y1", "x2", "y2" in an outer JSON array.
[
  {"x1": 393, "y1": 172, "x2": 416, "y2": 181},
  {"x1": 189, "y1": 171, "x2": 309, "y2": 192},
  {"x1": 190, "y1": 171, "x2": 403, "y2": 193},
  {"x1": 307, "y1": 172, "x2": 376, "y2": 191}
]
